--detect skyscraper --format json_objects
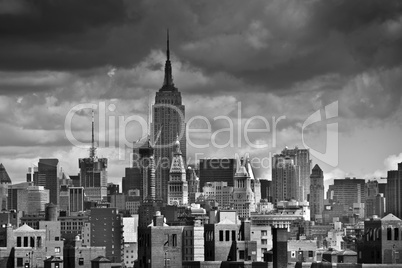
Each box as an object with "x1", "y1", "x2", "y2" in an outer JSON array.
[
  {"x1": 153, "y1": 31, "x2": 186, "y2": 204},
  {"x1": 332, "y1": 177, "x2": 366, "y2": 208},
  {"x1": 199, "y1": 158, "x2": 237, "y2": 189},
  {"x1": 272, "y1": 154, "x2": 298, "y2": 202},
  {"x1": 281, "y1": 147, "x2": 311, "y2": 202},
  {"x1": 78, "y1": 110, "x2": 108, "y2": 201},
  {"x1": 38, "y1": 158, "x2": 60, "y2": 205},
  {"x1": 386, "y1": 162, "x2": 402, "y2": 218},
  {"x1": 309, "y1": 164, "x2": 324, "y2": 221},
  {"x1": 168, "y1": 137, "x2": 188, "y2": 206}
]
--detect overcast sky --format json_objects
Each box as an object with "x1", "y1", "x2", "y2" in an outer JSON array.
[{"x1": 1, "y1": 0, "x2": 402, "y2": 188}]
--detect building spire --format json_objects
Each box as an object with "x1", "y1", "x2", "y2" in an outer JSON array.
[
  {"x1": 163, "y1": 29, "x2": 174, "y2": 87},
  {"x1": 167, "y1": 29, "x2": 170, "y2": 61},
  {"x1": 90, "y1": 109, "x2": 96, "y2": 159}
]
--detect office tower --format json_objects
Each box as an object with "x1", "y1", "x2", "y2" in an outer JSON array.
[
  {"x1": 153, "y1": 32, "x2": 186, "y2": 204},
  {"x1": 69, "y1": 175, "x2": 80, "y2": 187},
  {"x1": 138, "y1": 138, "x2": 162, "y2": 228},
  {"x1": 386, "y1": 162, "x2": 402, "y2": 218},
  {"x1": 168, "y1": 137, "x2": 188, "y2": 206},
  {"x1": 202, "y1": 181, "x2": 233, "y2": 208},
  {"x1": 59, "y1": 185, "x2": 70, "y2": 213},
  {"x1": 281, "y1": 146, "x2": 312, "y2": 202},
  {"x1": 38, "y1": 158, "x2": 60, "y2": 205},
  {"x1": 88, "y1": 208, "x2": 123, "y2": 264},
  {"x1": 331, "y1": 177, "x2": 366, "y2": 208},
  {"x1": 260, "y1": 180, "x2": 272, "y2": 202},
  {"x1": 27, "y1": 186, "x2": 50, "y2": 214},
  {"x1": 7, "y1": 182, "x2": 32, "y2": 213},
  {"x1": 365, "y1": 180, "x2": 380, "y2": 218},
  {"x1": 122, "y1": 167, "x2": 141, "y2": 195},
  {"x1": 187, "y1": 167, "x2": 200, "y2": 204},
  {"x1": 70, "y1": 187, "x2": 84, "y2": 213},
  {"x1": 272, "y1": 154, "x2": 298, "y2": 202},
  {"x1": 199, "y1": 158, "x2": 237, "y2": 189},
  {"x1": 26, "y1": 166, "x2": 38, "y2": 183},
  {"x1": 107, "y1": 183, "x2": 119, "y2": 195},
  {"x1": 233, "y1": 159, "x2": 256, "y2": 219},
  {"x1": 0, "y1": 163, "x2": 11, "y2": 210},
  {"x1": 79, "y1": 111, "x2": 108, "y2": 201},
  {"x1": 309, "y1": 164, "x2": 324, "y2": 221}
]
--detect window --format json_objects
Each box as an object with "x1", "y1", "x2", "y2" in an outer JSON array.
[
  {"x1": 388, "y1": 227, "x2": 392, "y2": 240},
  {"x1": 308, "y1": 251, "x2": 314, "y2": 258},
  {"x1": 219, "y1": 230, "x2": 224, "y2": 241},
  {"x1": 232, "y1": 230, "x2": 236, "y2": 241},
  {"x1": 239, "y1": 250, "x2": 245, "y2": 260},
  {"x1": 172, "y1": 234, "x2": 177, "y2": 247},
  {"x1": 395, "y1": 228, "x2": 399, "y2": 240},
  {"x1": 226, "y1": 230, "x2": 230, "y2": 241},
  {"x1": 262, "y1": 230, "x2": 267, "y2": 236},
  {"x1": 164, "y1": 234, "x2": 169, "y2": 246},
  {"x1": 23, "y1": 236, "x2": 28, "y2": 247},
  {"x1": 30, "y1": 237, "x2": 35, "y2": 247},
  {"x1": 17, "y1": 237, "x2": 21, "y2": 247},
  {"x1": 261, "y1": 239, "x2": 267, "y2": 245},
  {"x1": 16, "y1": 258, "x2": 23, "y2": 267},
  {"x1": 55, "y1": 247, "x2": 60, "y2": 253},
  {"x1": 78, "y1": 258, "x2": 84, "y2": 265}
]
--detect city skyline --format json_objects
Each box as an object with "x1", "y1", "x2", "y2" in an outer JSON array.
[{"x1": 1, "y1": 0, "x2": 402, "y2": 188}]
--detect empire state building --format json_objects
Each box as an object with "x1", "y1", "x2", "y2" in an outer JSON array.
[{"x1": 152, "y1": 31, "x2": 186, "y2": 204}]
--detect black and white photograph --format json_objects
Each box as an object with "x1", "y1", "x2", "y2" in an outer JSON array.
[{"x1": 0, "y1": 0, "x2": 402, "y2": 267}]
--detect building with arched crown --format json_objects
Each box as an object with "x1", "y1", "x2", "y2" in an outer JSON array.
[{"x1": 168, "y1": 136, "x2": 188, "y2": 206}]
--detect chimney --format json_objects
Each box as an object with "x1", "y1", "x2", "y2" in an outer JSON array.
[{"x1": 153, "y1": 211, "x2": 164, "y2": 226}]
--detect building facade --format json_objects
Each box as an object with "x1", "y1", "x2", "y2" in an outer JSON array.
[
  {"x1": 310, "y1": 164, "x2": 324, "y2": 221},
  {"x1": 168, "y1": 137, "x2": 188, "y2": 206},
  {"x1": 153, "y1": 33, "x2": 186, "y2": 204}
]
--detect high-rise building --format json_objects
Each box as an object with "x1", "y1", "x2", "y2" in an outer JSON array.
[
  {"x1": 168, "y1": 137, "x2": 188, "y2": 206},
  {"x1": 70, "y1": 187, "x2": 84, "y2": 213},
  {"x1": 79, "y1": 111, "x2": 108, "y2": 201},
  {"x1": 38, "y1": 158, "x2": 60, "y2": 205},
  {"x1": 232, "y1": 159, "x2": 256, "y2": 219},
  {"x1": 309, "y1": 164, "x2": 324, "y2": 221},
  {"x1": 199, "y1": 158, "x2": 237, "y2": 189},
  {"x1": 281, "y1": 147, "x2": 311, "y2": 202},
  {"x1": 386, "y1": 162, "x2": 402, "y2": 218},
  {"x1": 260, "y1": 180, "x2": 272, "y2": 202},
  {"x1": 137, "y1": 138, "x2": 163, "y2": 228},
  {"x1": 202, "y1": 181, "x2": 233, "y2": 208},
  {"x1": 122, "y1": 167, "x2": 141, "y2": 195},
  {"x1": 272, "y1": 154, "x2": 298, "y2": 202},
  {"x1": 86, "y1": 208, "x2": 124, "y2": 264},
  {"x1": 27, "y1": 186, "x2": 50, "y2": 214},
  {"x1": 153, "y1": 32, "x2": 186, "y2": 204},
  {"x1": 0, "y1": 163, "x2": 11, "y2": 210},
  {"x1": 331, "y1": 177, "x2": 366, "y2": 209},
  {"x1": 7, "y1": 182, "x2": 32, "y2": 213}
]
